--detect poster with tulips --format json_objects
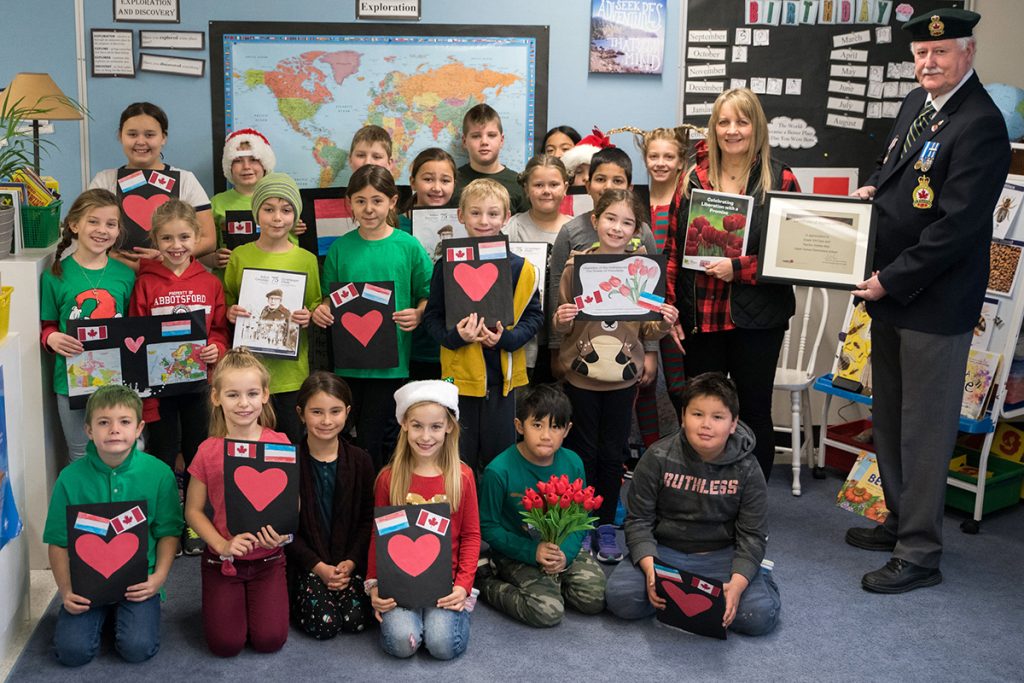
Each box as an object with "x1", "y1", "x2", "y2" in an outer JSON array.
[
  {"x1": 571, "y1": 254, "x2": 667, "y2": 321},
  {"x1": 682, "y1": 190, "x2": 754, "y2": 271}
]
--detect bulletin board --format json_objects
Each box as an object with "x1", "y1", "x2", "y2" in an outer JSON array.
[{"x1": 682, "y1": 0, "x2": 963, "y2": 181}]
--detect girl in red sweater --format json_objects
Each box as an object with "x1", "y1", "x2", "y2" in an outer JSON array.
[
  {"x1": 366, "y1": 380, "x2": 479, "y2": 660},
  {"x1": 130, "y1": 199, "x2": 229, "y2": 554}
]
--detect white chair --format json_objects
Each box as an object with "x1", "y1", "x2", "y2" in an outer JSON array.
[{"x1": 774, "y1": 287, "x2": 829, "y2": 496}]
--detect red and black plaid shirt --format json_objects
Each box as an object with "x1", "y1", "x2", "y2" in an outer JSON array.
[{"x1": 664, "y1": 146, "x2": 800, "y2": 333}]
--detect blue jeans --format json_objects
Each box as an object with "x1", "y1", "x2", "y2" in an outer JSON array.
[
  {"x1": 54, "y1": 595, "x2": 161, "y2": 666},
  {"x1": 605, "y1": 545, "x2": 781, "y2": 636},
  {"x1": 379, "y1": 606, "x2": 470, "y2": 660}
]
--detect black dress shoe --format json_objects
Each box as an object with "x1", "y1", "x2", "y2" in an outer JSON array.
[
  {"x1": 862, "y1": 557, "x2": 942, "y2": 594},
  {"x1": 845, "y1": 525, "x2": 897, "y2": 551}
]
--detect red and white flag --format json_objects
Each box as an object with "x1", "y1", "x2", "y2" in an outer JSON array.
[
  {"x1": 415, "y1": 509, "x2": 450, "y2": 536},
  {"x1": 228, "y1": 441, "x2": 255, "y2": 458},
  {"x1": 573, "y1": 290, "x2": 603, "y2": 309},
  {"x1": 226, "y1": 219, "x2": 254, "y2": 235},
  {"x1": 110, "y1": 505, "x2": 147, "y2": 534},
  {"x1": 446, "y1": 247, "x2": 474, "y2": 262},
  {"x1": 77, "y1": 325, "x2": 108, "y2": 342},
  {"x1": 330, "y1": 283, "x2": 359, "y2": 307},
  {"x1": 691, "y1": 576, "x2": 721, "y2": 597},
  {"x1": 148, "y1": 171, "x2": 176, "y2": 193}
]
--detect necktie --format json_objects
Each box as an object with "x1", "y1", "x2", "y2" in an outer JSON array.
[{"x1": 901, "y1": 101, "x2": 935, "y2": 157}]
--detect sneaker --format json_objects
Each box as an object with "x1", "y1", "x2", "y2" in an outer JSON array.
[
  {"x1": 182, "y1": 526, "x2": 205, "y2": 556},
  {"x1": 594, "y1": 524, "x2": 623, "y2": 564}
]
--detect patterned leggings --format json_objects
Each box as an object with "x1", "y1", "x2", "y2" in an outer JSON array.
[{"x1": 291, "y1": 571, "x2": 374, "y2": 639}]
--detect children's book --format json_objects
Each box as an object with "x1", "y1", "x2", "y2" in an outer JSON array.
[
  {"x1": 835, "y1": 450, "x2": 888, "y2": 522},
  {"x1": 961, "y1": 350, "x2": 1002, "y2": 420},
  {"x1": 831, "y1": 298, "x2": 871, "y2": 394}
]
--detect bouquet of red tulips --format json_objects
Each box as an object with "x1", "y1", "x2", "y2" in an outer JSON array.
[{"x1": 520, "y1": 474, "x2": 603, "y2": 545}]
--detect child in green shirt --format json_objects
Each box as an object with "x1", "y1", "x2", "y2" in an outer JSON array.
[
  {"x1": 43, "y1": 385, "x2": 183, "y2": 666},
  {"x1": 477, "y1": 384, "x2": 606, "y2": 627}
]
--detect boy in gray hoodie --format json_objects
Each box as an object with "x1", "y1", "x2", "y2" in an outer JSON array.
[{"x1": 605, "y1": 372, "x2": 780, "y2": 635}]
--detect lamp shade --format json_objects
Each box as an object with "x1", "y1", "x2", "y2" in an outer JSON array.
[{"x1": 2, "y1": 73, "x2": 83, "y2": 120}]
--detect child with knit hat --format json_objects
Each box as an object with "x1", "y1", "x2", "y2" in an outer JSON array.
[
  {"x1": 210, "y1": 129, "x2": 305, "y2": 273},
  {"x1": 224, "y1": 172, "x2": 322, "y2": 443}
]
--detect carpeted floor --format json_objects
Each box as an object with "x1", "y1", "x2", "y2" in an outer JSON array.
[{"x1": 9, "y1": 464, "x2": 1023, "y2": 682}]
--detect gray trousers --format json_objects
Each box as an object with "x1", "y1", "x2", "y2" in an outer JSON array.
[{"x1": 871, "y1": 318, "x2": 972, "y2": 569}]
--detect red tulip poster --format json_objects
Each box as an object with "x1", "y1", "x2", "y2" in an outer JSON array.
[
  {"x1": 653, "y1": 561, "x2": 727, "y2": 640},
  {"x1": 116, "y1": 167, "x2": 181, "y2": 250},
  {"x1": 682, "y1": 190, "x2": 753, "y2": 271},
  {"x1": 65, "y1": 311, "x2": 208, "y2": 409},
  {"x1": 224, "y1": 440, "x2": 299, "y2": 536},
  {"x1": 571, "y1": 254, "x2": 666, "y2": 321},
  {"x1": 442, "y1": 236, "x2": 514, "y2": 329},
  {"x1": 67, "y1": 501, "x2": 149, "y2": 605},
  {"x1": 374, "y1": 503, "x2": 452, "y2": 609},
  {"x1": 328, "y1": 281, "x2": 398, "y2": 370}
]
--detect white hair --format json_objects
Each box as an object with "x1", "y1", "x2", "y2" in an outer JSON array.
[{"x1": 909, "y1": 35, "x2": 976, "y2": 55}]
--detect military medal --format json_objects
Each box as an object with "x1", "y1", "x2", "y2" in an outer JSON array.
[
  {"x1": 914, "y1": 141, "x2": 940, "y2": 172},
  {"x1": 913, "y1": 176, "x2": 934, "y2": 209}
]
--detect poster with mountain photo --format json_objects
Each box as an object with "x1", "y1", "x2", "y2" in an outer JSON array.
[{"x1": 589, "y1": 0, "x2": 666, "y2": 74}]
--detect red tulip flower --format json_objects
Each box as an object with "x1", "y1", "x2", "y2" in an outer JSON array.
[
  {"x1": 608, "y1": 276, "x2": 622, "y2": 287},
  {"x1": 519, "y1": 476, "x2": 599, "y2": 544},
  {"x1": 599, "y1": 281, "x2": 612, "y2": 292}
]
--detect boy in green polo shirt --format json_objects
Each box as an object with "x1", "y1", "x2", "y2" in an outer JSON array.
[
  {"x1": 43, "y1": 385, "x2": 183, "y2": 667},
  {"x1": 477, "y1": 384, "x2": 606, "y2": 627}
]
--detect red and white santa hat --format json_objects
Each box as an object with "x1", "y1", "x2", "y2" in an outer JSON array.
[
  {"x1": 560, "y1": 127, "x2": 614, "y2": 179},
  {"x1": 222, "y1": 128, "x2": 276, "y2": 180}
]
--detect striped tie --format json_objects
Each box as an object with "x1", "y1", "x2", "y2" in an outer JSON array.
[{"x1": 901, "y1": 101, "x2": 935, "y2": 157}]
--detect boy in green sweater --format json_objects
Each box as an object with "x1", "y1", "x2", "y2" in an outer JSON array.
[
  {"x1": 477, "y1": 384, "x2": 606, "y2": 627},
  {"x1": 44, "y1": 385, "x2": 183, "y2": 666}
]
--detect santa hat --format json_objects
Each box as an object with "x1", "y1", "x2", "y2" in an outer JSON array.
[
  {"x1": 222, "y1": 128, "x2": 276, "y2": 180},
  {"x1": 560, "y1": 127, "x2": 613, "y2": 179},
  {"x1": 394, "y1": 380, "x2": 460, "y2": 423}
]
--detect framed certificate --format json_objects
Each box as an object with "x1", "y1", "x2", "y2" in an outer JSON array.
[{"x1": 758, "y1": 192, "x2": 876, "y2": 289}]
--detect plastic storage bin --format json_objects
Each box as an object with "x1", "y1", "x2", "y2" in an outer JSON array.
[
  {"x1": 21, "y1": 200, "x2": 62, "y2": 248},
  {"x1": 0, "y1": 286, "x2": 12, "y2": 341},
  {"x1": 946, "y1": 449, "x2": 1024, "y2": 515}
]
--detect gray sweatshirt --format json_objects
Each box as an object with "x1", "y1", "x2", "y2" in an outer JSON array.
[{"x1": 624, "y1": 422, "x2": 768, "y2": 582}]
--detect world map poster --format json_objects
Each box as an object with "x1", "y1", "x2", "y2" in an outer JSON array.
[{"x1": 211, "y1": 22, "x2": 548, "y2": 192}]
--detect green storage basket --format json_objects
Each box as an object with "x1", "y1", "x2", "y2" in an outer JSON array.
[
  {"x1": 947, "y1": 449, "x2": 1024, "y2": 515},
  {"x1": 22, "y1": 200, "x2": 62, "y2": 248}
]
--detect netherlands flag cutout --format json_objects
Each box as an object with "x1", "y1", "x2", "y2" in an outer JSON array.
[
  {"x1": 374, "y1": 510, "x2": 409, "y2": 536},
  {"x1": 362, "y1": 283, "x2": 392, "y2": 305},
  {"x1": 118, "y1": 170, "x2": 146, "y2": 193},
  {"x1": 477, "y1": 241, "x2": 507, "y2": 260},
  {"x1": 161, "y1": 319, "x2": 192, "y2": 337},
  {"x1": 74, "y1": 512, "x2": 110, "y2": 536},
  {"x1": 653, "y1": 563, "x2": 682, "y2": 581},
  {"x1": 637, "y1": 291, "x2": 665, "y2": 312},
  {"x1": 264, "y1": 444, "x2": 297, "y2": 463}
]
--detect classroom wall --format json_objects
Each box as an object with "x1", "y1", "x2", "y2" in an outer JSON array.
[{"x1": 1, "y1": 0, "x2": 684, "y2": 196}]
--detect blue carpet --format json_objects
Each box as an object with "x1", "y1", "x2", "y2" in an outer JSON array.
[{"x1": 9, "y1": 467, "x2": 1023, "y2": 682}]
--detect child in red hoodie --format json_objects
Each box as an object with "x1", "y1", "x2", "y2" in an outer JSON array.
[{"x1": 130, "y1": 199, "x2": 229, "y2": 555}]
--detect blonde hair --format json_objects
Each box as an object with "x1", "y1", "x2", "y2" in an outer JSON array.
[
  {"x1": 622, "y1": 125, "x2": 693, "y2": 158},
  {"x1": 208, "y1": 347, "x2": 276, "y2": 437},
  {"x1": 350, "y1": 124, "x2": 393, "y2": 158},
  {"x1": 694, "y1": 89, "x2": 774, "y2": 200},
  {"x1": 150, "y1": 198, "x2": 200, "y2": 244},
  {"x1": 380, "y1": 402, "x2": 463, "y2": 511},
  {"x1": 517, "y1": 153, "x2": 570, "y2": 186},
  {"x1": 51, "y1": 189, "x2": 122, "y2": 277},
  {"x1": 459, "y1": 178, "x2": 510, "y2": 216}
]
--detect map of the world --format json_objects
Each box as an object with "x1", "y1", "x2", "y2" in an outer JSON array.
[{"x1": 216, "y1": 27, "x2": 543, "y2": 189}]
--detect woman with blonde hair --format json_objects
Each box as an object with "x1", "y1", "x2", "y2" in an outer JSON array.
[{"x1": 663, "y1": 88, "x2": 801, "y2": 482}]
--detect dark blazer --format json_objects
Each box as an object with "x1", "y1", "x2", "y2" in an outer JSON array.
[
  {"x1": 285, "y1": 435, "x2": 375, "y2": 577},
  {"x1": 866, "y1": 71, "x2": 1010, "y2": 334}
]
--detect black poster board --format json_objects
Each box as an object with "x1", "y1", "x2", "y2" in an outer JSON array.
[
  {"x1": 682, "y1": 0, "x2": 963, "y2": 181},
  {"x1": 653, "y1": 560, "x2": 727, "y2": 640},
  {"x1": 328, "y1": 281, "x2": 399, "y2": 369},
  {"x1": 66, "y1": 311, "x2": 208, "y2": 409},
  {"x1": 442, "y1": 236, "x2": 514, "y2": 329},
  {"x1": 223, "y1": 210, "x2": 260, "y2": 249},
  {"x1": 223, "y1": 440, "x2": 299, "y2": 536},
  {"x1": 116, "y1": 167, "x2": 181, "y2": 250},
  {"x1": 67, "y1": 501, "x2": 149, "y2": 605},
  {"x1": 374, "y1": 503, "x2": 453, "y2": 609}
]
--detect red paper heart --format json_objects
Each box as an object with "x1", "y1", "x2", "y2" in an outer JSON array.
[
  {"x1": 234, "y1": 465, "x2": 287, "y2": 512},
  {"x1": 387, "y1": 534, "x2": 440, "y2": 577},
  {"x1": 341, "y1": 310, "x2": 383, "y2": 347},
  {"x1": 453, "y1": 263, "x2": 498, "y2": 302},
  {"x1": 75, "y1": 533, "x2": 139, "y2": 579},
  {"x1": 124, "y1": 336, "x2": 145, "y2": 353},
  {"x1": 122, "y1": 194, "x2": 170, "y2": 232},
  {"x1": 662, "y1": 581, "x2": 713, "y2": 617}
]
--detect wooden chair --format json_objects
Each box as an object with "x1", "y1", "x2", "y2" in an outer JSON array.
[{"x1": 774, "y1": 287, "x2": 829, "y2": 496}]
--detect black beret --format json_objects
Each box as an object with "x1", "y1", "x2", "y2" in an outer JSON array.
[{"x1": 902, "y1": 8, "x2": 980, "y2": 41}]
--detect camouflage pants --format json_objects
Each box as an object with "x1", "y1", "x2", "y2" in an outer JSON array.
[{"x1": 481, "y1": 551, "x2": 606, "y2": 628}]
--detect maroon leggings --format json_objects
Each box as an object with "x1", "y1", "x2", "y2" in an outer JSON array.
[{"x1": 201, "y1": 550, "x2": 289, "y2": 657}]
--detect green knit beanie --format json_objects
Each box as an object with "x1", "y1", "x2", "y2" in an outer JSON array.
[{"x1": 251, "y1": 172, "x2": 302, "y2": 224}]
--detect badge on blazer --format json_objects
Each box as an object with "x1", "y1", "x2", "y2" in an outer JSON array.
[{"x1": 913, "y1": 176, "x2": 934, "y2": 209}]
